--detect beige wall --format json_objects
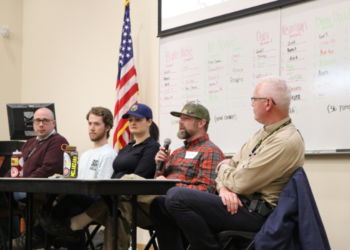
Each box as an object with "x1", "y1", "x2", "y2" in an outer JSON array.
[
  {"x1": 21, "y1": 0, "x2": 123, "y2": 151},
  {"x1": 304, "y1": 155, "x2": 350, "y2": 249},
  {"x1": 0, "y1": 0, "x2": 349, "y2": 248},
  {"x1": 20, "y1": 0, "x2": 159, "y2": 153},
  {"x1": 0, "y1": 0, "x2": 23, "y2": 140}
]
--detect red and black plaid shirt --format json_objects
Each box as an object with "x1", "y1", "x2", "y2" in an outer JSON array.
[{"x1": 165, "y1": 134, "x2": 225, "y2": 193}]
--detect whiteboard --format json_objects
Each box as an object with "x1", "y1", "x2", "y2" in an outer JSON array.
[
  {"x1": 280, "y1": 0, "x2": 350, "y2": 152},
  {"x1": 159, "y1": 0, "x2": 350, "y2": 154}
]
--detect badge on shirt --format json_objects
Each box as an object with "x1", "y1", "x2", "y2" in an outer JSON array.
[{"x1": 185, "y1": 151, "x2": 198, "y2": 159}]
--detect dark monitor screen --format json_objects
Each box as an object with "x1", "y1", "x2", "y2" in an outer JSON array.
[{"x1": 6, "y1": 103, "x2": 57, "y2": 140}]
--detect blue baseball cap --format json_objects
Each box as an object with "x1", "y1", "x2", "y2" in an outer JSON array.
[{"x1": 122, "y1": 103, "x2": 153, "y2": 119}]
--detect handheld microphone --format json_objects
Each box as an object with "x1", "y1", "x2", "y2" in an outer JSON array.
[{"x1": 157, "y1": 138, "x2": 171, "y2": 171}]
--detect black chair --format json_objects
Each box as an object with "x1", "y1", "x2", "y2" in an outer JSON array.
[
  {"x1": 186, "y1": 231, "x2": 255, "y2": 250},
  {"x1": 85, "y1": 222, "x2": 102, "y2": 250},
  {"x1": 137, "y1": 226, "x2": 158, "y2": 250},
  {"x1": 216, "y1": 231, "x2": 256, "y2": 250}
]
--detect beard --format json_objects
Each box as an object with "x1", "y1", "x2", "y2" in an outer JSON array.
[
  {"x1": 89, "y1": 132, "x2": 105, "y2": 142},
  {"x1": 177, "y1": 128, "x2": 191, "y2": 139}
]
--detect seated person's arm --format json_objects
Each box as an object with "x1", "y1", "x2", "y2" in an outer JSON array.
[
  {"x1": 217, "y1": 137, "x2": 303, "y2": 196},
  {"x1": 216, "y1": 142, "x2": 250, "y2": 214},
  {"x1": 29, "y1": 137, "x2": 68, "y2": 178},
  {"x1": 215, "y1": 142, "x2": 245, "y2": 190},
  {"x1": 132, "y1": 145, "x2": 160, "y2": 179}
]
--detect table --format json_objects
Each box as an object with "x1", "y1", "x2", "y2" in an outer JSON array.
[{"x1": 0, "y1": 178, "x2": 180, "y2": 250}]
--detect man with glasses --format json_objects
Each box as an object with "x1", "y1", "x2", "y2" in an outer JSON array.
[
  {"x1": 154, "y1": 75, "x2": 305, "y2": 250},
  {"x1": 0, "y1": 108, "x2": 68, "y2": 249},
  {"x1": 5, "y1": 107, "x2": 68, "y2": 178}
]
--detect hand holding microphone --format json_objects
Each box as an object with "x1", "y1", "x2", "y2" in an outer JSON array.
[{"x1": 155, "y1": 138, "x2": 171, "y2": 176}]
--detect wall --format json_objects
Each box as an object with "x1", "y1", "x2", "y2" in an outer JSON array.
[
  {"x1": 0, "y1": 0, "x2": 23, "y2": 140},
  {"x1": 20, "y1": 0, "x2": 159, "y2": 154},
  {"x1": 304, "y1": 155, "x2": 350, "y2": 249},
  {"x1": 1, "y1": 0, "x2": 349, "y2": 248},
  {"x1": 21, "y1": 0, "x2": 122, "y2": 151}
]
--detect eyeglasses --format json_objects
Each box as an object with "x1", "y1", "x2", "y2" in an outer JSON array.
[
  {"x1": 251, "y1": 97, "x2": 276, "y2": 105},
  {"x1": 33, "y1": 118, "x2": 54, "y2": 125}
]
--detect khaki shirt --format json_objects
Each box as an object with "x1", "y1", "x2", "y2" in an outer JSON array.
[{"x1": 216, "y1": 117, "x2": 305, "y2": 206}]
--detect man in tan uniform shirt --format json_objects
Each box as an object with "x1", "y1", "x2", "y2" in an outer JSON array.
[{"x1": 157, "y1": 75, "x2": 305, "y2": 250}]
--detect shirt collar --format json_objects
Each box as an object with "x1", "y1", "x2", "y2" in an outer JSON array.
[
  {"x1": 37, "y1": 129, "x2": 56, "y2": 142},
  {"x1": 264, "y1": 117, "x2": 291, "y2": 134},
  {"x1": 183, "y1": 134, "x2": 209, "y2": 147},
  {"x1": 128, "y1": 136, "x2": 155, "y2": 147}
]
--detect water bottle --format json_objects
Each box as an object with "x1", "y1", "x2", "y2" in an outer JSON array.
[
  {"x1": 61, "y1": 144, "x2": 79, "y2": 178},
  {"x1": 11, "y1": 150, "x2": 23, "y2": 177}
]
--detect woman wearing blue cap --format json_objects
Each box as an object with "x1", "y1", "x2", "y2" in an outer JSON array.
[
  {"x1": 112, "y1": 103, "x2": 160, "y2": 179},
  {"x1": 39, "y1": 103, "x2": 160, "y2": 249}
]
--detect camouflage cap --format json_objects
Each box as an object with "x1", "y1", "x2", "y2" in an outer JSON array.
[{"x1": 170, "y1": 103, "x2": 210, "y2": 123}]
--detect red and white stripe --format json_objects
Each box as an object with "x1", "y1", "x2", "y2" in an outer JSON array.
[{"x1": 113, "y1": 59, "x2": 139, "y2": 152}]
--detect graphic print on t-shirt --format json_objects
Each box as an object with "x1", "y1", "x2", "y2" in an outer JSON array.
[{"x1": 90, "y1": 160, "x2": 99, "y2": 171}]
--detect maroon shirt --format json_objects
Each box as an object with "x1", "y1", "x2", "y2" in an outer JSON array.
[{"x1": 5, "y1": 133, "x2": 68, "y2": 178}]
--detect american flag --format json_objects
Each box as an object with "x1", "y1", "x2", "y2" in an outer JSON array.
[{"x1": 113, "y1": 0, "x2": 139, "y2": 152}]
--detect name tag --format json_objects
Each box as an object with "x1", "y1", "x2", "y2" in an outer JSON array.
[{"x1": 185, "y1": 151, "x2": 198, "y2": 159}]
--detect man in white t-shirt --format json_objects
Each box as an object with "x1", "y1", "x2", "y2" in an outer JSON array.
[
  {"x1": 77, "y1": 107, "x2": 117, "y2": 179},
  {"x1": 50, "y1": 106, "x2": 117, "y2": 225},
  {"x1": 31, "y1": 107, "x2": 117, "y2": 248}
]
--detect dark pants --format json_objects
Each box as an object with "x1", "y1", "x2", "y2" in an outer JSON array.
[
  {"x1": 151, "y1": 187, "x2": 266, "y2": 250},
  {"x1": 0, "y1": 217, "x2": 20, "y2": 250},
  {"x1": 51, "y1": 194, "x2": 99, "y2": 219},
  {"x1": 0, "y1": 192, "x2": 21, "y2": 250},
  {"x1": 150, "y1": 196, "x2": 189, "y2": 250},
  {"x1": 35, "y1": 194, "x2": 99, "y2": 250}
]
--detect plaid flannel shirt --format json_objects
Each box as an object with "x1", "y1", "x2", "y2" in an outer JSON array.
[{"x1": 165, "y1": 134, "x2": 225, "y2": 194}]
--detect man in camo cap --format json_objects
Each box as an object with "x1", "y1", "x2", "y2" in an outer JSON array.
[
  {"x1": 171, "y1": 102, "x2": 211, "y2": 122},
  {"x1": 150, "y1": 103, "x2": 225, "y2": 249},
  {"x1": 169, "y1": 102, "x2": 210, "y2": 140}
]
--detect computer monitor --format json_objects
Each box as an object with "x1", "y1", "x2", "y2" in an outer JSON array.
[{"x1": 6, "y1": 103, "x2": 57, "y2": 140}]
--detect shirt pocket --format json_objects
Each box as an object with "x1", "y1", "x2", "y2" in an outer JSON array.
[{"x1": 183, "y1": 152, "x2": 203, "y2": 178}]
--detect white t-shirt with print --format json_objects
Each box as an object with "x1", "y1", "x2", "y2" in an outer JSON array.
[{"x1": 77, "y1": 144, "x2": 117, "y2": 179}]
